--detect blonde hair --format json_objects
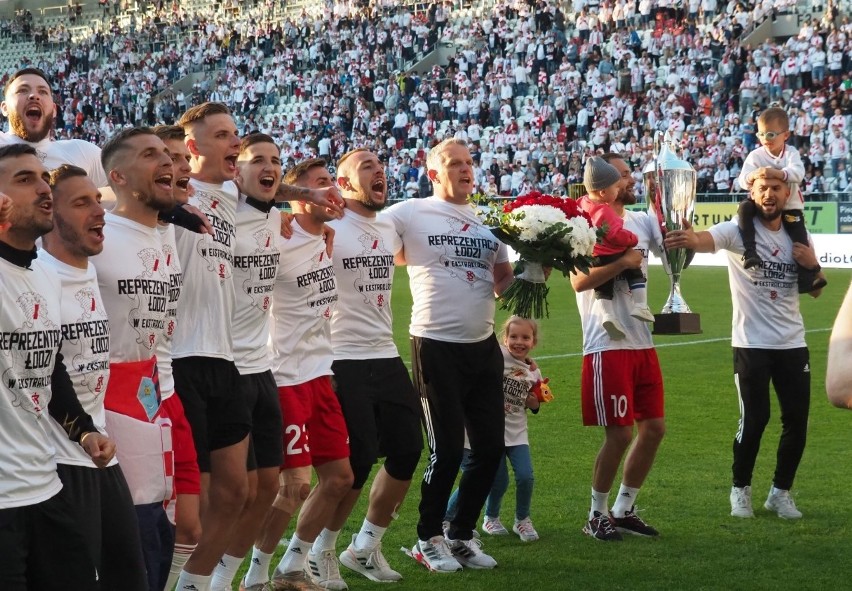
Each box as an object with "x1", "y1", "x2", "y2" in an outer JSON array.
[
  {"x1": 426, "y1": 138, "x2": 468, "y2": 173},
  {"x1": 500, "y1": 315, "x2": 539, "y2": 344}
]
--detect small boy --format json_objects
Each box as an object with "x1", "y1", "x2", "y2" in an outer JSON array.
[
  {"x1": 736, "y1": 107, "x2": 827, "y2": 293},
  {"x1": 578, "y1": 156, "x2": 654, "y2": 340}
]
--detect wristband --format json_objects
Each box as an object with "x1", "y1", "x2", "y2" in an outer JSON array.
[
  {"x1": 810, "y1": 264, "x2": 822, "y2": 273},
  {"x1": 79, "y1": 431, "x2": 95, "y2": 446}
]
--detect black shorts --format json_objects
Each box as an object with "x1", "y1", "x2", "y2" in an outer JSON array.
[
  {"x1": 241, "y1": 370, "x2": 284, "y2": 470},
  {"x1": 56, "y1": 464, "x2": 147, "y2": 591},
  {"x1": 331, "y1": 357, "x2": 423, "y2": 468},
  {"x1": 173, "y1": 356, "x2": 251, "y2": 473},
  {"x1": 0, "y1": 489, "x2": 98, "y2": 591}
]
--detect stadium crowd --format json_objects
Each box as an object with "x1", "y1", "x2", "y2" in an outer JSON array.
[{"x1": 3, "y1": 0, "x2": 852, "y2": 199}]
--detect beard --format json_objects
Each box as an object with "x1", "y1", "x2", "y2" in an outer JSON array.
[
  {"x1": 133, "y1": 190, "x2": 175, "y2": 213},
  {"x1": 618, "y1": 188, "x2": 637, "y2": 206},
  {"x1": 356, "y1": 190, "x2": 386, "y2": 212},
  {"x1": 8, "y1": 111, "x2": 53, "y2": 143},
  {"x1": 53, "y1": 214, "x2": 103, "y2": 257},
  {"x1": 757, "y1": 205, "x2": 782, "y2": 221}
]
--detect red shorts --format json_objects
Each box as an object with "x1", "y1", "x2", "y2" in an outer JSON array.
[
  {"x1": 581, "y1": 349, "x2": 664, "y2": 427},
  {"x1": 160, "y1": 394, "x2": 201, "y2": 495},
  {"x1": 278, "y1": 376, "x2": 349, "y2": 469}
]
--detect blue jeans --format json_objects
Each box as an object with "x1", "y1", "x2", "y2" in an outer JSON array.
[{"x1": 446, "y1": 445, "x2": 534, "y2": 522}]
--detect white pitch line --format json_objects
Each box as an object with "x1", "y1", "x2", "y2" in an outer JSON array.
[{"x1": 534, "y1": 327, "x2": 833, "y2": 361}]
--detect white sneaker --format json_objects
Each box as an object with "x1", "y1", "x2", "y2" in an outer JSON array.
[
  {"x1": 630, "y1": 305, "x2": 656, "y2": 323},
  {"x1": 482, "y1": 515, "x2": 509, "y2": 536},
  {"x1": 306, "y1": 549, "x2": 348, "y2": 590},
  {"x1": 602, "y1": 314, "x2": 627, "y2": 340},
  {"x1": 513, "y1": 517, "x2": 539, "y2": 542},
  {"x1": 410, "y1": 536, "x2": 462, "y2": 573},
  {"x1": 764, "y1": 489, "x2": 802, "y2": 519},
  {"x1": 447, "y1": 537, "x2": 497, "y2": 569},
  {"x1": 730, "y1": 485, "x2": 754, "y2": 518},
  {"x1": 339, "y1": 534, "x2": 402, "y2": 582}
]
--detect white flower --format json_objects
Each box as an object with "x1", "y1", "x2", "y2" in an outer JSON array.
[
  {"x1": 563, "y1": 216, "x2": 597, "y2": 256},
  {"x1": 511, "y1": 204, "x2": 569, "y2": 242}
]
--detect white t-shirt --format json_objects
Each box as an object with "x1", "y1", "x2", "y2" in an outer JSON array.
[
  {"x1": 172, "y1": 180, "x2": 238, "y2": 360},
  {"x1": 232, "y1": 200, "x2": 281, "y2": 375},
  {"x1": 155, "y1": 223, "x2": 182, "y2": 401},
  {"x1": 708, "y1": 217, "x2": 807, "y2": 349},
  {"x1": 737, "y1": 146, "x2": 805, "y2": 210},
  {"x1": 328, "y1": 210, "x2": 401, "y2": 360},
  {"x1": 0, "y1": 256, "x2": 64, "y2": 508},
  {"x1": 382, "y1": 197, "x2": 509, "y2": 342},
  {"x1": 502, "y1": 346, "x2": 542, "y2": 447},
  {"x1": 39, "y1": 251, "x2": 116, "y2": 468},
  {"x1": 270, "y1": 219, "x2": 337, "y2": 386},
  {"x1": 92, "y1": 212, "x2": 170, "y2": 363},
  {"x1": 576, "y1": 210, "x2": 663, "y2": 354},
  {"x1": 0, "y1": 132, "x2": 107, "y2": 188}
]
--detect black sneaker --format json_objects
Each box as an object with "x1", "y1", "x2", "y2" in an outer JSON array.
[
  {"x1": 742, "y1": 249, "x2": 762, "y2": 269},
  {"x1": 582, "y1": 511, "x2": 622, "y2": 541},
  {"x1": 611, "y1": 506, "x2": 659, "y2": 537}
]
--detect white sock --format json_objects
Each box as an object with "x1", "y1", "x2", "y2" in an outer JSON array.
[
  {"x1": 631, "y1": 286, "x2": 648, "y2": 307},
  {"x1": 210, "y1": 553, "x2": 243, "y2": 591},
  {"x1": 611, "y1": 484, "x2": 640, "y2": 518},
  {"x1": 589, "y1": 487, "x2": 610, "y2": 519},
  {"x1": 354, "y1": 519, "x2": 387, "y2": 551},
  {"x1": 244, "y1": 547, "x2": 273, "y2": 587},
  {"x1": 166, "y1": 543, "x2": 196, "y2": 591},
  {"x1": 175, "y1": 571, "x2": 211, "y2": 591},
  {"x1": 277, "y1": 534, "x2": 311, "y2": 574},
  {"x1": 311, "y1": 528, "x2": 340, "y2": 554}
]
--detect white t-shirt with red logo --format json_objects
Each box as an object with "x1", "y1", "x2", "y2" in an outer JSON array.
[
  {"x1": 382, "y1": 197, "x2": 509, "y2": 342},
  {"x1": 502, "y1": 346, "x2": 542, "y2": 447},
  {"x1": 92, "y1": 212, "x2": 170, "y2": 363},
  {"x1": 39, "y1": 250, "x2": 116, "y2": 468},
  {"x1": 232, "y1": 201, "x2": 281, "y2": 375},
  {"x1": 328, "y1": 210, "x2": 401, "y2": 360},
  {"x1": 709, "y1": 217, "x2": 807, "y2": 349},
  {"x1": 270, "y1": 219, "x2": 337, "y2": 387},
  {"x1": 0, "y1": 256, "x2": 65, "y2": 508},
  {"x1": 172, "y1": 179, "x2": 238, "y2": 360},
  {"x1": 155, "y1": 223, "x2": 182, "y2": 401}
]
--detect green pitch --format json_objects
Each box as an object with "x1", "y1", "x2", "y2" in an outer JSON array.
[{"x1": 237, "y1": 266, "x2": 851, "y2": 590}]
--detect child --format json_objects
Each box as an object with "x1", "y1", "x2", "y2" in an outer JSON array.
[
  {"x1": 445, "y1": 316, "x2": 551, "y2": 542},
  {"x1": 579, "y1": 156, "x2": 654, "y2": 340},
  {"x1": 736, "y1": 106, "x2": 827, "y2": 293}
]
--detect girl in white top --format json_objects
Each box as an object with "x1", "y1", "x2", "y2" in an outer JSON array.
[{"x1": 446, "y1": 316, "x2": 549, "y2": 543}]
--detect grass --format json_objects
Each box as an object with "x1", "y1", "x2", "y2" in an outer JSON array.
[{"x1": 235, "y1": 266, "x2": 850, "y2": 591}]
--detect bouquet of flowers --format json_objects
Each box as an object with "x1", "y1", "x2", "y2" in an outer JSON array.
[{"x1": 475, "y1": 191, "x2": 600, "y2": 319}]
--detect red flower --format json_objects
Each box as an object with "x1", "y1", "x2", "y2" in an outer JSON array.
[{"x1": 503, "y1": 191, "x2": 589, "y2": 222}]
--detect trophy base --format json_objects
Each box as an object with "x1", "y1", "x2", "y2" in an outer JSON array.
[{"x1": 652, "y1": 313, "x2": 702, "y2": 335}]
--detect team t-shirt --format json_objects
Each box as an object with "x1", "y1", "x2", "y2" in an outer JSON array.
[
  {"x1": 0, "y1": 132, "x2": 107, "y2": 188},
  {"x1": 270, "y1": 219, "x2": 337, "y2": 387},
  {"x1": 232, "y1": 200, "x2": 281, "y2": 375},
  {"x1": 155, "y1": 223, "x2": 183, "y2": 401},
  {"x1": 576, "y1": 210, "x2": 663, "y2": 354},
  {"x1": 172, "y1": 179, "x2": 238, "y2": 360},
  {"x1": 328, "y1": 210, "x2": 401, "y2": 360},
  {"x1": 91, "y1": 212, "x2": 170, "y2": 363},
  {"x1": 501, "y1": 346, "x2": 542, "y2": 447},
  {"x1": 709, "y1": 217, "x2": 807, "y2": 349},
  {"x1": 39, "y1": 251, "x2": 116, "y2": 468},
  {"x1": 382, "y1": 197, "x2": 509, "y2": 342},
  {"x1": 0, "y1": 257, "x2": 64, "y2": 508}
]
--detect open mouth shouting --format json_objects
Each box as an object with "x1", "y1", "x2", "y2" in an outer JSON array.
[
  {"x1": 175, "y1": 176, "x2": 190, "y2": 192},
  {"x1": 37, "y1": 196, "x2": 53, "y2": 215},
  {"x1": 225, "y1": 154, "x2": 239, "y2": 174},
  {"x1": 370, "y1": 178, "x2": 386, "y2": 197},
  {"x1": 155, "y1": 173, "x2": 174, "y2": 192},
  {"x1": 24, "y1": 104, "x2": 42, "y2": 124},
  {"x1": 89, "y1": 221, "x2": 105, "y2": 243},
  {"x1": 259, "y1": 174, "x2": 277, "y2": 189}
]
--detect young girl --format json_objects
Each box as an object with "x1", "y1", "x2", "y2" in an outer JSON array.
[{"x1": 445, "y1": 316, "x2": 551, "y2": 542}]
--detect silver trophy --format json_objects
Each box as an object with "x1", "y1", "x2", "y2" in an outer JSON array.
[{"x1": 643, "y1": 132, "x2": 701, "y2": 334}]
